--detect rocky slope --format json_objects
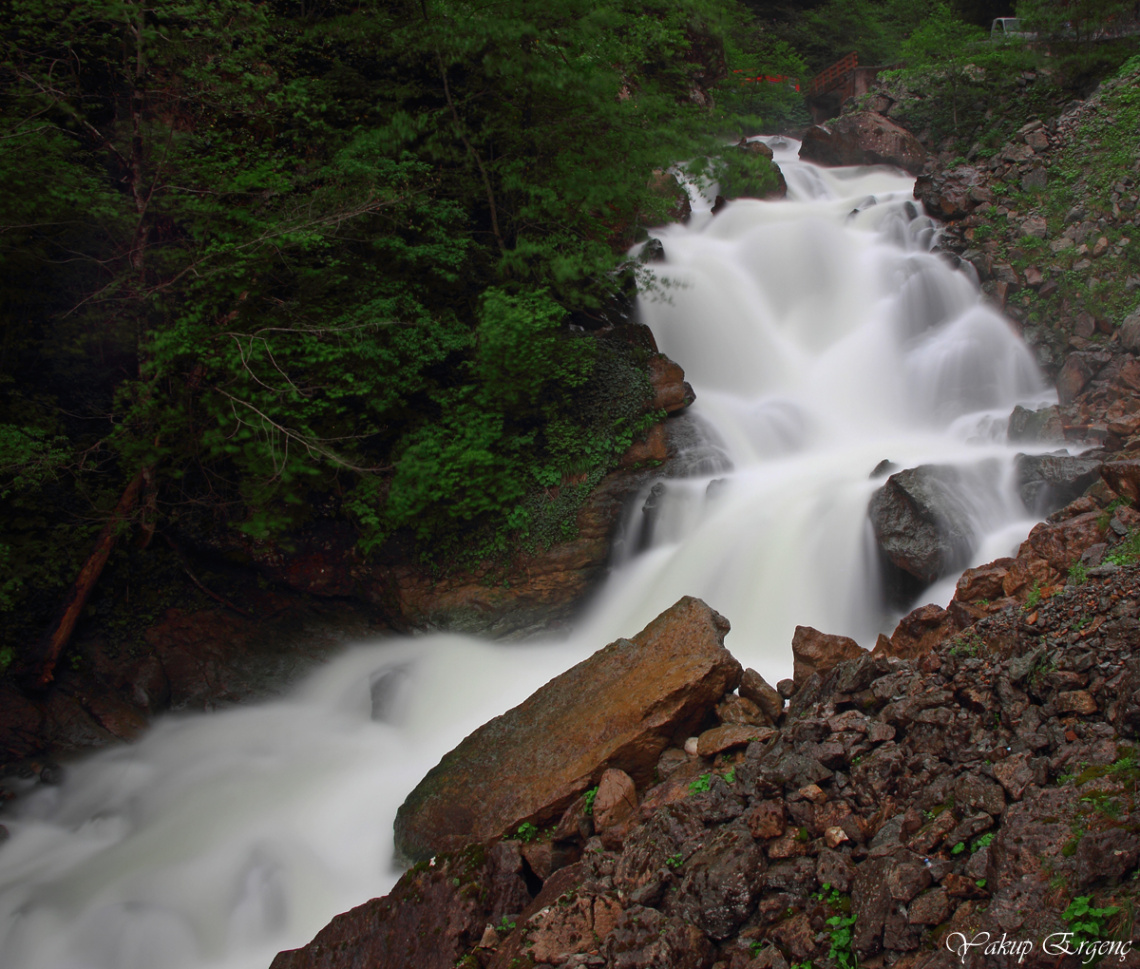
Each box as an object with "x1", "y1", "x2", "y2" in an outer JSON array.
[{"x1": 271, "y1": 577, "x2": 1140, "y2": 969}]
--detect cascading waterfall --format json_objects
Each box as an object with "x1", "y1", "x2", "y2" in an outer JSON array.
[{"x1": 0, "y1": 140, "x2": 1056, "y2": 969}]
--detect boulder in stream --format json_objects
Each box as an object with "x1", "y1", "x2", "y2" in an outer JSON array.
[
  {"x1": 868, "y1": 465, "x2": 981, "y2": 588},
  {"x1": 393, "y1": 596, "x2": 742, "y2": 862},
  {"x1": 1015, "y1": 452, "x2": 1103, "y2": 515},
  {"x1": 799, "y1": 112, "x2": 926, "y2": 174}
]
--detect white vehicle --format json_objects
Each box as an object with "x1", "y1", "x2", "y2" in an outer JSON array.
[{"x1": 990, "y1": 17, "x2": 1036, "y2": 40}]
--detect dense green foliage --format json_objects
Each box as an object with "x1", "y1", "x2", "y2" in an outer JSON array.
[
  {"x1": 0, "y1": 0, "x2": 796, "y2": 660},
  {"x1": 1, "y1": 0, "x2": 1133, "y2": 670}
]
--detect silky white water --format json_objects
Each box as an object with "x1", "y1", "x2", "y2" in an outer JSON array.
[{"x1": 0, "y1": 142, "x2": 1054, "y2": 969}]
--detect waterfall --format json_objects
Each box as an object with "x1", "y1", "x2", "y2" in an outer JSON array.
[{"x1": 0, "y1": 141, "x2": 1054, "y2": 969}]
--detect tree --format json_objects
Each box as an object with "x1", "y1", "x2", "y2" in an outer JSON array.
[{"x1": 0, "y1": 0, "x2": 752, "y2": 663}]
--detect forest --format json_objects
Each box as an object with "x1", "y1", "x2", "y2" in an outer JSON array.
[{"x1": 0, "y1": 0, "x2": 1135, "y2": 673}]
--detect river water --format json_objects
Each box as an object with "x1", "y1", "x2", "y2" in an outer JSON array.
[{"x1": 0, "y1": 141, "x2": 1053, "y2": 969}]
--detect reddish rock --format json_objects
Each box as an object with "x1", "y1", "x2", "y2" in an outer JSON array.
[
  {"x1": 875, "y1": 603, "x2": 957, "y2": 660},
  {"x1": 914, "y1": 166, "x2": 991, "y2": 220},
  {"x1": 800, "y1": 112, "x2": 926, "y2": 174},
  {"x1": 791, "y1": 626, "x2": 865, "y2": 686},
  {"x1": 593, "y1": 768, "x2": 638, "y2": 830},
  {"x1": 618, "y1": 422, "x2": 668, "y2": 468},
  {"x1": 739, "y1": 668, "x2": 784, "y2": 723},
  {"x1": 697, "y1": 723, "x2": 773, "y2": 757},
  {"x1": 394, "y1": 597, "x2": 742, "y2": 861},
  {"x1": 1014, "y1": 511, "x2": 1106, "y2": 579},
  {"x1": 954, "y1": 558, "x2": 1014, "y2": 602},
  {"x1": 648, "y1": 353, "x2": 696, "y2": 414},
  {"x1": 1100, "y1": 459, "x2": 1140, "y2": 503},
  {"x1": 270, "y1": 842, "x2": 531, "y2": 969}
]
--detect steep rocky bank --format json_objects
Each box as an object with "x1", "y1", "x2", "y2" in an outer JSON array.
[{"x1": 271, "y1": 579, "x2": 1140, "y2": 969}]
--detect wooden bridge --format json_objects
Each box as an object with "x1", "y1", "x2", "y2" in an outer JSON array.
[
  {"x1": 806, "y1": 52, "x2": 886, "y2": 123},
  {"x1": 809, "y1": 52, "x2": 859, "y2": 97}
]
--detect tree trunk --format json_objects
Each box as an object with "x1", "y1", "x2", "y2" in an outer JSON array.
[{"x1": 31, "y1": 469, "x2": 148, "y2": 688}]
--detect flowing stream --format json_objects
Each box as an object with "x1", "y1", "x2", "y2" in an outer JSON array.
[{"x1": 0, "y1": 141, "x2": 1054, "y2": 969}]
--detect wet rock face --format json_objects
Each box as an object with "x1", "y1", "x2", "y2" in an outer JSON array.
[
  {"x1": 393, "y1": 597, "x2": 742, "y2": 862},
  {"x1": 1015, "y1": 453, "x2": 1104, "y2": 515},
  {"x1": 914, "y1": 166, "x2": 993, "y2": 220},
  {"x1": 791, "y1": 626, "x2": 864, "y2": 687},
  {"x1": 269, "y1": 842, "x2": 532, "y2": 969},
  {"x1": 799, "y1": 112, "x2": 926, "y2": 174},
  {"x1": 868, "y1": 465, "x2": 981, "y2": 588}
]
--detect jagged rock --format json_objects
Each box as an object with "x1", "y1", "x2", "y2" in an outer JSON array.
[
  {"x1": 739, "y1": 667, "x2": 784, "y2": 723},
  {"x1": 869, "y1": 465, "x2": 983, "y2": 586},
  {"x1": 874, "y1": 603, "x2": 957, "y2": 660},
  {"x1": 605, "y1": 905, "x2": 715, "y2": 969},
  {"x1": 1101, "y1": 459, "x2": 1140, "y2": 503},
  {"x1": 394, "y1": 597, "x2": 741, "y2": 861},
  {"x1": 648, "y1": 353, "x2": 696, "y2": 414},
  {"x1": 594, "y1": 768, "x2": 638, "y2": 830},
  {"x1": 1056, "y1": 351, "x2": 1111, "y2": 405},
  {"x1": 269, "y1": 842, "x2": 531, "y2": 969},
  {"x1": 1007, "y1": 403, "x2": 1064, "y2": 443},
  {"x1": 1119, "y1": 305, "x2": 1140, "y2": 351},
  {"x1": 791, "y1": 626, "x2": 865, "y2": 686},
  {"x1": 1015, "y1": 453, "x2": 1103, "y2": 515},
  {"x1": 799, "y1": 112, "x2": 926, "y2": 174},
  {"x1": 914, "y1": 166, "x2": 991, "y2": 219},
  {"x1": 674, "y1": 822, "x2": 766, "y2": 940}
]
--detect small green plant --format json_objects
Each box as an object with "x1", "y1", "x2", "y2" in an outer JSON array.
[
  {"x1": 496, "y1": 915, "x2": 517, "y2": 933},
  {"x1": 827, "y1": 911, "x2": 858, "y2": 969},
  {"x1": 974, "y1": 832, "x2": 995, "y2": 851},
  {"x1": 584, "y1": 786, "x2": 598, "y2": 815},
  {"x1": 951, "y1": 841, "x2": 966, "y2": 856},
  {"x1": 666, "y1": 852, "x2": 684, "y2": 870},
  {"x1": 1062, "y1": 895, "x2": 1120, "y2": 951},
  {"x1": 689, "y1": 773, "x2": 712, "y2": 794},
  {"x1": 1069, "y1": 562, "x2": 1090, "y2": 585},
  {"x1": 1106, "y1": 528, "x2": 1140, "y2": 567},
  {"x1": 724, "y1": 767, "x2": 737, "y2": 784},
  {"x1": 1025, "y1": 581, "x2": 1044, "y2": 609},
  {"x1": 976, "y1": 879, "x2": 987, "y2": 889},
  {"x1": 516, "y1": 822, "x2": 538, "y2": 843},
  {"x1": 814, "y1": 883, "x2": 844, "y2": 906}
]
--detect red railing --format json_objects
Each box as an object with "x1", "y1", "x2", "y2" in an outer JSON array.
[
  {"x1": 730, "y1": 70, "x2": 800, "y2": 91},
  {"x1": 808, "y1": 52, "x2": 858, "y2": 96}
]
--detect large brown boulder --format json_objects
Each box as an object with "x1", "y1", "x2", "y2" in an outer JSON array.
[
  {"x1": 799, "y1": 112, "x2": 926, "y2": 174},
  {"x1": 393, "y1": 597, "x2": 742, "y2": 862}
]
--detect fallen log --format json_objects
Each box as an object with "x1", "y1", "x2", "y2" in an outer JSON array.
[{"x1": 31, "y1": 469, "x2": 148, "y2": 688}]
